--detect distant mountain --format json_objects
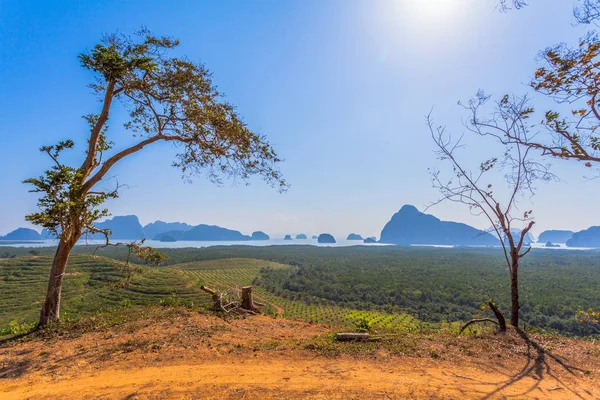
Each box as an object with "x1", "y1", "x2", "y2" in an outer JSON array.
[
  {"x1": 40, "y1": 228, "x2": 55, "y2": 239},
  {"x1": 181, "y1": 225, "x2": 250, "y2": 241},
  {"x1": 318, "y1": 233, "x2": 336, "y2": 244},
  {"x1": 566, "y1": 226, "x2": 600, "y2": 248},
  {"x1": 159, "y1": 234, "x2": 178, "y2": 242},
  {"x1": 295, "y1": 234, "x2": 308, "y2": 239},
  {"x1": 91, "y1": 215, "x2": 145, "y2": 240},
  {"x1": 251, "y1": 231, "x2": 270, "y2": 241},
  {"x1": 364, "y1": 237, "x2": 377, "y2": 244},
  {"x1": 311, "y1": 235, "x2": 318, "y2": 240},
  {"x1": 538, "y1": 230, "x2": 574, "y2": 243},
  {"x1": 380, "y1": 205, "x2": 499, "y2": 246},
  {"x1": 21, "y1": 216, "x2": 254, "y2": 243},
  {"x1": 347, "y1": 233, "x2": 363, "y2": 240},
  {"x1": 498, "y1": 229, "x2": 533, "y2": 246},
  {"x1": 143, "y1": 221, "x2": 193, "y2": 240},
  {"x1": 284, "y1": 235, "x2": 293, "y2": 240},
  {"x1": 0, "y1": 228, "x2": 42, "y2": 241},
  {"x1": 153, "y1": 230, "x2": 186, "y2": 241}
]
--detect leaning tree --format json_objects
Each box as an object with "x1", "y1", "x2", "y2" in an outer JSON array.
[
  {"x1": 25, "y1": 29, "x2": 287, "y2": 326},
  {"x1": 428, "y1": 92, "x2": 552, "y2": 328}
]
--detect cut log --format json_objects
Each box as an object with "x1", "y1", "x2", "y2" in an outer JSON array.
[
  {"x1": 200, "y1": 285, "x2": 221, "y2": 304},
  {"x1": 336, "y1": 333, "x2": 371, "y2": 341},
  {"x1": 200, "y1": 285, "x2": 217, "y2": 295}
]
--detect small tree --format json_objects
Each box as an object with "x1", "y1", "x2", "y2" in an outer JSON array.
[
  {"x1": 25, "y1": 29, "x2": 287, "y2": 326},
  {"x1": 428, "y1": 92, "x2": 552, "y2": 328}
]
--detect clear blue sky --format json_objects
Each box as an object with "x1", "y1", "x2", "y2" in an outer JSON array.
[{"x1": 0, "y1": 0, "x2": 596, "y2": 238}]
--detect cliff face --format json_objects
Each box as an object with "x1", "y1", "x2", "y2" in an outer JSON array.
[
  {"x1": 251, "y1": 231, "x2": 270, "y2": 240},
  {"x1": 538, "y1": 230, "x2": 574, "y2": 243},
  {"x1": 91, "y1": 215, "x2": 145, "y2": 240},
  {"x1": 567, "y1": 226, "x2": 600, "y2": 248},
  {"x1": 379, "y1": 205, "x2": 498, "y2": 246},
  {"x1": 318, "y1": 233, "x2": 336, "y2": 244},
  {"x1": 347, "y1": 233, "x2": 363, "y2": 240},
  {"x1": 143, "y1": 221, "x2": 193, "y2": 240},
  {"x1": 181, "y1": 225, "x2": 251, "y2": 241}
]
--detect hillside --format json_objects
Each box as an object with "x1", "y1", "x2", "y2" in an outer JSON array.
[
  {"x1": 0, "y1": 254, "x2": 420, "y2": 332},
  {"x1": 0, "y1": 307, "x2": 598, "y2": 399},
  {"x1": 3, "y1": 246, "x2": 599, "y2": 337},
  {"x1": 1, "y1": 248, "x2": 599, "y2": 398}
]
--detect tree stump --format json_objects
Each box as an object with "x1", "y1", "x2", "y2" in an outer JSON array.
[
  {"x1": 241, "y1": 286, "x2": 259, "y2": 312},
  {"x1": 201, "y1": 285, "x2": 262, "y2": 315}
]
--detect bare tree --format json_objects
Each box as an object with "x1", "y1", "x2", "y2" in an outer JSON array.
[
  {"x1": 498, "y1": 0, "x2": 600, "y2": 25},
  {"x1": 575, "y1": 0, "x2": 600, "y2": 24},
  {"x1": 25, "y1": 29, "x2": 287, "y2": 327},
  {"x1": 498, "y1": 0, "x2": 528, "y2": 12},
  {"x1": 428, "y1": 91, "x2": 552, "y2": 328}
]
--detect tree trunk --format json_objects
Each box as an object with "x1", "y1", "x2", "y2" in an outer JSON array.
[
  {"x1": 39, "y1": 237, "x2": 76, "y2": 326},
  {"x1": 510, "y1": 265, "x2": 519, "y2": 328}
]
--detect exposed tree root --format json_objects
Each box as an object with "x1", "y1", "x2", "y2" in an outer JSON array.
[{"x1": 459, "y1": 299, "x2": 507, "y2": 334}]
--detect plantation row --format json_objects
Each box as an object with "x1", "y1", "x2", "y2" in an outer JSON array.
[
  {"x1": 172, "y1": 259, "x2": 433, "y2": 331},
  {"x1": 0, "y1": 255, "x2": 210, "y2": 326},
  {"x1": 3, "y1": 245, "x2": 599, "y2": 337}
]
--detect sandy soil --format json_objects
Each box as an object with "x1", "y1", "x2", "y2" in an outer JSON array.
[{"x1": 0, "y1": 310, "x2": 598, "y2": 399}]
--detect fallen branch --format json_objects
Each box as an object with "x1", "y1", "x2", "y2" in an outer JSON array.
[{"x1": 459, "y1": 299, "x2": 507, "y2": 334}]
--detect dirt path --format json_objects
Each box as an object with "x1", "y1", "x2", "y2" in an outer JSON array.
[{"x1": 1, "y1": 353, "x2": 597, "y2": 399}]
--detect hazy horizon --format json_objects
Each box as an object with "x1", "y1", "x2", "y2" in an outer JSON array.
[{"x1": 1, "y1": 0, "x2": 597, "y2": 238}]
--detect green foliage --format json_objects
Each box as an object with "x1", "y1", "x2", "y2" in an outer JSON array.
[
  {"x1": 516, "y1": 32, "x2": 600, "y2": 167},
  {"x1": 3, "y1": 247, "x2": 599, "y2": 337},
  {"x1": 23, "y1": 140, "x2": 116, "y2": 240},
  {"x1": 0, "y1": 320, "x2": 37, "y2": 336},
  {"x1": 355, "y1": 317, "x2": 371, "y2": 333}
]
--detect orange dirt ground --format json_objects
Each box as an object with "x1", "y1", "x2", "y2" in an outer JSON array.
[{"x1": 0, "y1": 309, "x2": 598, "y2": 399}]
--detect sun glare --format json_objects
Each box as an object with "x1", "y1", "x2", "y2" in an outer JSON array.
[{"x1": 393, "y1": 0, "x2": 461, "y2": 25}]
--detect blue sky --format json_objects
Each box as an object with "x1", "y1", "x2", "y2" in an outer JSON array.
[{"x1": 0, "y1": 0, "x2": 596, "y2": 238}]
